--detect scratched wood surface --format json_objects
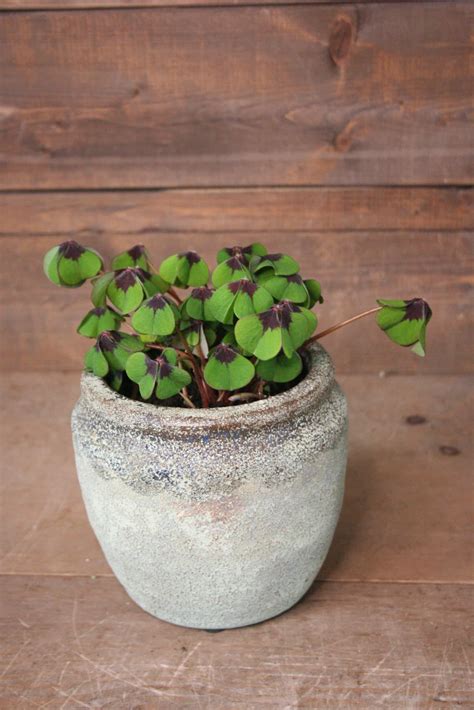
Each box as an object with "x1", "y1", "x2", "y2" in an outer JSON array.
[
  {"x1": 2, "y1": 576, "x2": 473, "y2": 709},
  {"x1": 1, "y1": 3, "x2": 473, "y2": 189}
]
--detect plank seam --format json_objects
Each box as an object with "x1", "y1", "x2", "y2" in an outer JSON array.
[
  {"x1": 0, "y1": 184, "x2": 471, "y2": 195},
  {"x1": 0, "y1": 0, "x2": 461, "y2": 13}
]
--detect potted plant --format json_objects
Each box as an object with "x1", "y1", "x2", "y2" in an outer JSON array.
[{"x1": 44, "y1": 241, "x2": 432, "y2": 629}]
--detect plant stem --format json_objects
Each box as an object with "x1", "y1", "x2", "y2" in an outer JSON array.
[
  {"x1": 178, "y1": 332, "x2": 211, "y2": 407},
  {"x1": 306, "y1": 306, "x2": 382, "y2": 344},
  {"x1": 168, "y1": 287, "x2": 183, "y2": 305}
]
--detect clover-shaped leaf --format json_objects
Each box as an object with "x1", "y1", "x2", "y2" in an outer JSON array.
[
  {"x1": 107, "y1": 268, "x2": 147, "y2": 314},
  {"x1": 211, "y1": 256, "x2": 252, "y2": 288},
  {"x1": 216, "y1": 243, "x2": 267, "y2": 265},
  {"x1": 204, "y1": 344, "x2": 255, "y2": 391},
  {"x1": 131, "y1": 294, "x2": 178, "y2": 337},
  {"x1": 126, "y1": 349, "x2": 192, "y2": 400},
  {"x1": 304, "y1": 279, "x2": 324, "y2": 307},
  {"x1": 179, "y1": 319, "x2": 216, "y2": 350},
  {"x1": 183, "y1": 286, "x2": 216, "y2": 321},
  {"x1": 43, "y1": 240, "x2": 103, "y2": 288},
  {"x1": 85, "y1": 331, "x2": 144, "y2": 376},
  {"x1": 159, "y1": 251, "x2": 209, "y2": 287},
  {"x1": 111, "y1": 244, "x2": 149, "y2": 271},
  {"x1": 256, "y1": 351, "x2": 303, "y2": 383},
  {"x1": 258, "y1": 273, "x2": 309, "y2": 304},
  {"x1": 77, "y1": 306, "x2": 123, "y2": 338},
  {"x1": 235, "y1": 301, "x2": 316, "y2": 360},
  {"x1": 209, "y1": 279, "x2": 274, "y2": 324},
  {"x1": 253, "y1": 252, "x2": 299, "y2": 276},
  {"x1": 376, "y1": 298, "x2": 432, "y2": 356}
]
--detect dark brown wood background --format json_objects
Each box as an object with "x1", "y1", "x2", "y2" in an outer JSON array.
[{"x1": 0, "y1": 1, "x2": 473, "y2": 374}]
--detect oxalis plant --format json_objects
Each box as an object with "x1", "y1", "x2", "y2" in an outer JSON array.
[{"x1": 44, "y1": 241, "x2": 432, "y2": 408}]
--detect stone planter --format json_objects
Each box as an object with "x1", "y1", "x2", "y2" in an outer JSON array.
[{"x1": 71, "y1": 343, "x2": 348, "y2": 629}]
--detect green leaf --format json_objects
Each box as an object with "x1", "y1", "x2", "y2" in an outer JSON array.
[
  {"x1": 184, "y1": 287, "x2": 216, "y2": 321},
  {"x1": 107, "y1": 269, "x2": 145, "y2": 314},
  {"x1": 44, "y1": 241, "x2": 103, "y2": 288},
  {"x1": 91, "y1": 272, "x2": 114, "y2": 307},
  {"x1": 131, "y1": 270, "x2": 170, "y2": 298},
  {"x1": 131, "y1": 295, "x2": 177, "y2": 336},
  {"x1": 256, "y1": 351, "x2": 303, "y2": 383},
  {"x1": 155, "y1": 367, "x2": 191, "y2": 399},
  {"x1": 234, "y1": 313, "x2": 264, "y2": 355},
  {"x1": 253, "y1": 253, "x2": 300, "y2": 276},
  {"x1": 204, "y1": 345, "x2": 255, "y2": 391},
  {"x1": 304, "y1": 279, "x2": 323, "y2": 307},
  {"x1": 127, "y1": 351, "x2": 191, "y2": 400},
  {"x1": 261, "y1": 274, "x2": 308, "y2": 304},
  {"x1": 376, "y1": 298, "x2": 432, "y2": 357},
  {"x1": 125, "y1": 351, "x2": 148, "y2": 382},
  {"x1": 111, "y1": 244, "x2": 149, "y2": 271},
  {"x1": 85, "y1": 344, "x2": 109, "y2": 377},
  {"x1": 209, "y1": 279, "x2": 273, "y2": 324},
  {"x1": 77, "y1": 307, "x2": 123, "y2": 338},
  {"x1": 109, "y1": 370, "x2": 123, "y2": 392},
  {"x1": 211, "y1": 257, "x2": 251, "y2": 288},
  {"x1": 77, "y1": 248, "x2": 103, "y2": 279},
  {"x1": 180, "y1": 319, "x2": 201, "y2": 348},
  {"x1": 235, "y1": 302, "x2": 316, "y2": 360},
  {"x1": 159, "y1": 252, "x2": 209, "y2": 287},
  {"x1": 216, "y1": 243, "x2": 268, "y2": 265},
  {"x1": 43, "y1": 246, "x2": 61, "y2": 285}
]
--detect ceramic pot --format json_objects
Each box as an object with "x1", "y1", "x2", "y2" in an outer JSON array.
[{"x1": 71, "y1": 343, "x2": 347, "y2": 629}]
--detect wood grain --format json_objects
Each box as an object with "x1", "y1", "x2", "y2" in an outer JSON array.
[
  {"x1": 1, "y1": 372, "x2": 472, "y2": 583},
  {"x1": 1, "y1": 575, "x2": 472, "y2": 708},
  {"x1": 1, "y1": 230, "x2": 471, "y2": 373},
  {"x1": 1, "y1": 3, "x2": 473, "y2": 189},
  {"x1": 1, "y1": 187, "x2": 472, "y2": 234},
  {"x1": 0, "y1": 0, "x2": 415, "y2": 8}
]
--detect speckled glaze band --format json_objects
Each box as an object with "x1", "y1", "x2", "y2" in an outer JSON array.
[{"x1": 71, "y1": 343, "x2": 348, "y2": 629}]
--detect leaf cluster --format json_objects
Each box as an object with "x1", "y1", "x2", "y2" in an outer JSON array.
[{"x1": 43, "y1": 240, "x2": 432, "y2": 407}]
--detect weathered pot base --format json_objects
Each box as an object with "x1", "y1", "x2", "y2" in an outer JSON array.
[{"x1": 72, "y1": 344, "x2": 348, "y2": 630}]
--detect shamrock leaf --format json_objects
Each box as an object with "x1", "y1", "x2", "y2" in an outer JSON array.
[
  {"x1": 183, "y1": 286, "x2": 216, "y2": 321},
  {"x1": 159, "y1": 251, "x2": 209, "y2": 287},
  {"x1": 111, "y1": 244, "x2": 150, "y2": 271},
  {"x1": 126, "y1": 349, "x2": 192, "y2": 400},
  {"x1": 256, "y1": 351, "x2": 303, "y2": 383},
  {"x1": 43, "y1": 240, "x2": 103, "y2": 288},
  {"x1": 77, "y1": 306, "x2": 123, "y2": 338},
  {"x1": 211, "y1": 256, "x2": 252, "y2": 288},
  {"x1": 235, "y1": 301, "x2": 317, "y2": 360},
  {"x1": 304, "y1": 279, "x2": 324, "y2": 307},
  {"x1": 253, "y1": 252, "x2": 300, "y2": 276},
  {"x1": 204, "y1": 344, "x2": 255, "y2": 391},
  {"x1": 209, "y1": 279, "x2": 274, "y2": 324},
  {"x1": 258, "y1": 273, "x2": 309, "y2": 304},
  {"x1": 376, "y1": 298, "x2": 432, "y2": 356},
  {"x1": 131, "y1": 294, "x2": 178, "y2": 337},
  {"x1": 179, "y1": 319, "x2": 216, "y2": 350},
  {"x1": 216, "y1": 243, "x2": 267, "y2": 265},
  {"x1": 85, "y1": 331, "x2": 144, "y2": 376},
  {"x1": 106, "y1": 267, "x2": 147, "y2": 314}
]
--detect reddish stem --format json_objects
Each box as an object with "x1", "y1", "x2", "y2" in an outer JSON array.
[{"x1": 305, "y1": 306, "x2": 382, "y2": 345}]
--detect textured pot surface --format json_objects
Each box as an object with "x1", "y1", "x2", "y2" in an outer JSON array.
[{"x1": 71, "y1": 344, "x2": 348, "y2": 629}]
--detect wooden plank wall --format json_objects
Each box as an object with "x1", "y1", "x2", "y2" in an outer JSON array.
[{"x1": 0, "y1": 2, "x2": 472, "y2": 374}]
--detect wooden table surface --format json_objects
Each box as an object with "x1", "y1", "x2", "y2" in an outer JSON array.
[{"x1": 1, "y1": 372, "x2": 472, "y2": 708}]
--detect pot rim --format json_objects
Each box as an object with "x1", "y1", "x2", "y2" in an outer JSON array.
[{"x1": 77, "y1": 343, "x2": 335, "y2": 431}]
